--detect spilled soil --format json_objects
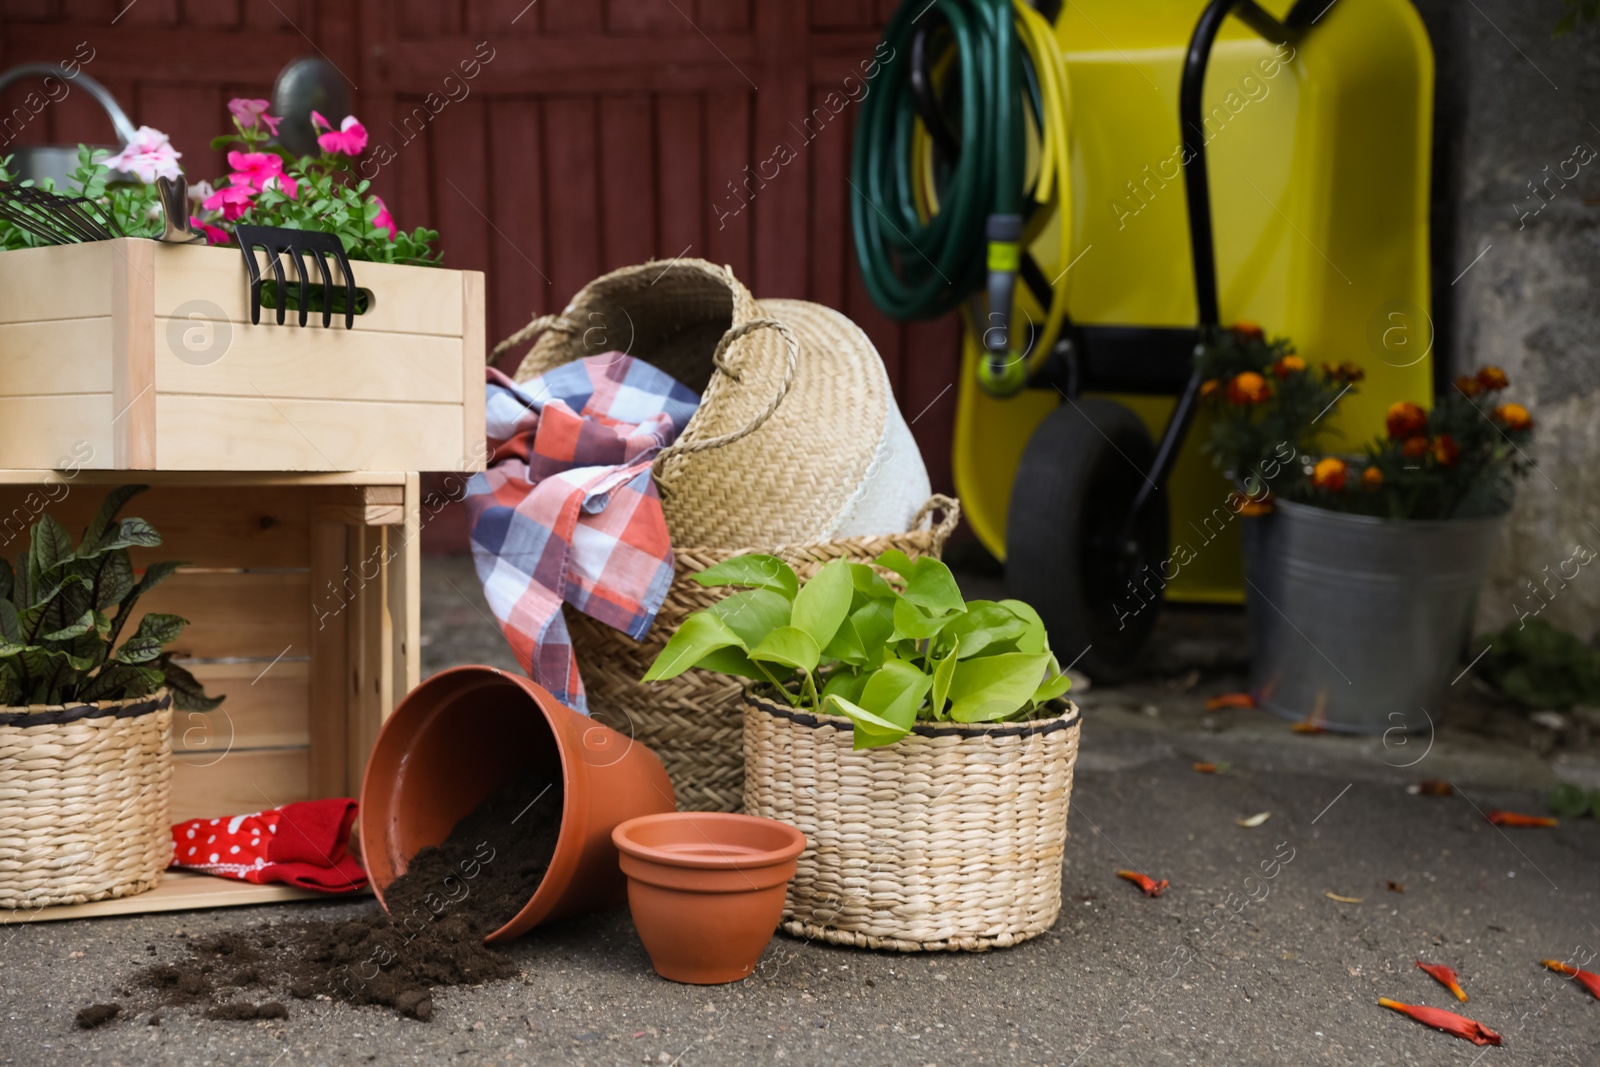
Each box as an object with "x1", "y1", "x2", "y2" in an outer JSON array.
[{"x1": 120, "y1": 769, "x2": 563, "y2": 1024}]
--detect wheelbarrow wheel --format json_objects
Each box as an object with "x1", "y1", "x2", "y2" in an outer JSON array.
[{"x1": 1005, "y1": 399, "x2": 1169, "y2": 683}]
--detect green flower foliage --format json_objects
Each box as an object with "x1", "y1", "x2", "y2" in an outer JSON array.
[
  {"x1": 0, "y1": 486, "x2": 222, "y2": 711},
  {"x1": 642, "y1": 553, "x2": 1069, "y2": 748},
  {"x1": 1475, "y1": 618, "x2": 1600, "y2": 711}
]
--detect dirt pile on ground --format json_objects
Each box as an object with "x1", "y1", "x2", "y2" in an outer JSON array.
[{"x1": 127, "y1": 769, "x2": 563, "y2": 1023}]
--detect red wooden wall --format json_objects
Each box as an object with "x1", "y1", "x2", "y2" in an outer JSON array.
[{"x1": 0, "y1": 0, "x2": 963, "y2": 550}]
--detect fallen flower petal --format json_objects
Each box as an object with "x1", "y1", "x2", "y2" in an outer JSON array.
[
  {"x1": 1541, "y1": 959, "x2": 1600, "y2": 1000},
  {"x1": 1192, "y1": 762, "x2": 1218, "y2": 774},
  {"x1": 1417, "y1": 961, "x2": 1468, "y2": 1003},
  {"x1": 1378, "y1": 998, "x2": 1501, "y2": 1046},
  {"x1": 1486, "y1": 810, "x2": 1558, "y2": 828},
  {"x1": 1237, "y1": 812, "x2": 1271, "y2": 828},
  {"x1": 1291, "y1": 716, "x2": 1328, "y2": 734},
  {"x1": 1205, "y1": 692, "x2": 1255, "y2": 711},
  {"x1": 1326, "y1": 892, "x2": 1363, "y2": 904},
  {"x1": 1116, "y1": 870, "x2": 1168, "y2": 898},
  {"x1": 1386, "y1": 881, "x2": 1405, "y2": 893},
  {"x1": 1408, "y1": 780, "x2": 1453, "y2": 797}
]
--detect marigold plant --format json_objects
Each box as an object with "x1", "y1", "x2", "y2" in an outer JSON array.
[{"x1": 1197, "y1": 326, "x2": 1534, "y2": 519}]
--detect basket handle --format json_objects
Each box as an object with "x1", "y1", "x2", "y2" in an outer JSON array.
[
  {"x1": 653, "y1": 316, "x2": 799, "y2": 467},
  {"x1": 910, "y1": 494, "x2": 962, "y2": 550},
  {"x1": 489, "y1": 312, "x2": 578, "y2": 366}
]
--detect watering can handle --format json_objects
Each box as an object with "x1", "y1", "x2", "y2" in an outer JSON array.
[{"x1": 0, "y1": 64, "x2": 138, "y2": 145}]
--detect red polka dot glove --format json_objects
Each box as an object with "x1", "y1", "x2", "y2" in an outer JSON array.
[{"x1": 170, "y1": 799, "x2": 368, "y2": 893}]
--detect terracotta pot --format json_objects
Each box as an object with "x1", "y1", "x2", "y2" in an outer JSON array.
[
  {"x1": 359, "y1": 666, "x2": 676, "y2": 943},
  {"x1": 613, "y1": 812, "x2": 806, "y2": 984}
]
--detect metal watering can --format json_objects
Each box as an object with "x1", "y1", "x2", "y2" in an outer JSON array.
[{"x1": 0, "y1": 63, "x2": 137, "y2": 187}]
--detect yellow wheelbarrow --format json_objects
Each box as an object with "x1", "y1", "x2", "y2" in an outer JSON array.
[{"x1": 852, "y1": 0, "x2": 1435, "y2": 678}]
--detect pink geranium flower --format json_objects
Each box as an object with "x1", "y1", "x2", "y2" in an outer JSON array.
[
  {"x1": 101, "y1": 126, "x2": 182, "y2": 184},
  {"x1": 370, "y1": 194, "x2": 397, "y2": 240},
  {"x1": 227, "y1": 98, "x2": 282, "y2": 136},
  {"x1": 225, "y1": 150, "x2": 298, "y2": 199},
  {"x1": 311, "y1": 110, "x2": 368, "y2": 157},
  {"x1": 201, "y1": 180, "x2": 255, "y2": 221},
  {"x1": 190, "y1": 216, "x2": 231, "y2": 246}
]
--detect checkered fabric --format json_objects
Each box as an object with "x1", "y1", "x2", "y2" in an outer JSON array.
[{"x1": 466, "y1": 355, "x2": 700, "y2": 712}]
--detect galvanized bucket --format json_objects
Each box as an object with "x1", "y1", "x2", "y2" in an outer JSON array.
[{"x1": 1242, "y1": 500, "x2": 1506, "y2": 734}]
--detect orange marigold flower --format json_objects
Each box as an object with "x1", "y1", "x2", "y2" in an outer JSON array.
[
  {"x1": 1337, "y1": 361, "x2": 1365, "y2": 383},
  {"x1": 1386, "y1": 401, "x2": 1428, "y2": 440},
  {"x1": 1361, "y1": 466, "x2": 1384, "y2": 489},
  {"x1": 1312, "y1": 457, "x2": 1348, "y2": 492},
  {"x1": 1477, "y1": 365, "x2": 1509, "y2": 391},
  {"x1": 1431, "y1": 434, "x2": 1460, "y2": 467},
  {"x1": 1199, "y1": 378, "x2": 1222, "y2": 403},
  {"x1": 1401, "y1": 435, "x2": 1430, "y2": 459},
  {"x1": 1492, "y1": 402, "x2": 1532, "y2": 431},
  {"x1": 1272, "y1": 355, "x2": 1306, "y2": 379},
  {"x1": 1454, "y1": 374, "x2": 1482, "y2": 397},
  {"x1": 1228, "y1": 372, "x2": 1272, "y2": 404},
  {"x1": 1232, "y1": 320, "x2": 1265, "y2": 343}
]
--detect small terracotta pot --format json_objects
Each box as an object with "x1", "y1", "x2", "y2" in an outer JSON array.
[
  {"x1": 359, "y1": 666, "x2": 676, "y2": 943},
  {"x1": 613, "y1": 812, "x2": 806, "y2": 984}
]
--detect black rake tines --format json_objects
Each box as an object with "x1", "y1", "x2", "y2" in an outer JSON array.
[
  {"x1": 234, "y1": 224, "x2": 359, "y2": 329},
  {"x1": 0, "y1": 183, "x2": 124, "y2": 245}
]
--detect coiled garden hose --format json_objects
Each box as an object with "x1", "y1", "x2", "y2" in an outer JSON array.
[{"x1": 852, "y1": 0, "x2": 1071, "y2": 396}]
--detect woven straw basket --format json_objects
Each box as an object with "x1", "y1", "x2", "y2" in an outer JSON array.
[
  {"x1": 0, "y1": 692, "x2": 172, "y2": 910},
  {"x1": 495, "y1": 258, "x2": 921, "y2": 547},
  {"x1": 743, "y1": 691, "x2": 1081, "y2": 952}
]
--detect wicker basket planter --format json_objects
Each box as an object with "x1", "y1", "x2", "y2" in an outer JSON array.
[
  {"x1": 573, "y1": 496, "x2": 959, "y2": 813},
  {"x1": 0, "y1": 692, "x2": 173, "y2": 910},
  {"x1": 742, "y1": 689, "x2": 1081, "y2": 952}
]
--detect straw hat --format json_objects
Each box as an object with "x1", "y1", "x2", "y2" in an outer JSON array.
[{"x1": 495, "y1": 259, "x2": 929, "y2": 548}]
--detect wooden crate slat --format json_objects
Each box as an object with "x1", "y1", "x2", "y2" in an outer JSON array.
[
  {"x1": 154, "y1": 325, "x2": 466, "y2": 404},
  {"x1": 170, "y1": 747, "x2": 312, "y2": 822},
  {"x1": 176, "y1": 660, "x2": 311, "y2": 753},
  {"x1": 152, "y1": 396, "x2": 468, "y2": 473},
  {"x1": 0, "y1": 319, "x2": 114, "y2": 394},
  {"x1": 144, "y1": 570, "x2": 309, "y2": 661},
  {"x1": 0, "y1": 484, "x2": 312, "y2": 569}
]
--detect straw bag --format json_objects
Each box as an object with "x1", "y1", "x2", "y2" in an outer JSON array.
[
  {"x1": 567, "y1": 496, "x2": 960, "y2": 813},
  {"x1": 743, "y1": 692, "x2": 1081, "y2": 952},
  {"x1": 0, "y1": 692, "x2": 172, "y2": 909},
  {"x1": 494, "y1": 258, "x2": 931, "y2": 547}
]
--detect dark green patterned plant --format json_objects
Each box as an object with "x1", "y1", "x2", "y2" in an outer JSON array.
[{"x1": 0, "y1": 486, "x2": 221, "y2": 710}]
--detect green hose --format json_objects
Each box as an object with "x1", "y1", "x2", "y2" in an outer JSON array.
[{"x1": 851, "y1": 0, "x2": 1025, "y2": 341}]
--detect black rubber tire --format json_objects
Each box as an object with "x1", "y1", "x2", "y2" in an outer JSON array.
[{"x1": 1005, "y1": 399, "x2": 1169, "y2": 684}]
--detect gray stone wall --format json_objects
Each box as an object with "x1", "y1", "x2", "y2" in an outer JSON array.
[{"x1": 1414, "y1": 0, "x2": 1600, "y2": 639}]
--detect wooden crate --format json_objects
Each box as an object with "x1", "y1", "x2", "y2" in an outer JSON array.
[
  {"x1": 0, "y1": 469, "x2": 423, "y2": 920},
  {"x1": 0, "y1": 239, "x2": 485, "y2": 473}
]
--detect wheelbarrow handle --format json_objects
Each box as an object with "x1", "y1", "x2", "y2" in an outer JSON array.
[{"x1": 0, "y1": 64, "x2": 138, "y2": 145}]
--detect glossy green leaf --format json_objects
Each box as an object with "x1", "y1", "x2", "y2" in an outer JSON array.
[
  {"x1": 1031, "y1": 668, "x2": 1072, "y2": 706},
  {"x1": 825, "y1": 694, "x2": 912, "y2": 750},
  {"x1": 857, "y1": 658, "x2": 932, "y2": 733},
  {"x1": 998, "y1": 599, "x2": 1050, "y2": 654},
  {"x1": 940, "y1": 601, "x2": 1027, "y2": 658},
  {"x1": 945, "y1": 652, "x2": 1053, "y2": 723},
  {"x1": 846, "y1": 562, "x2": 896, "y2": 599},
  {"x1": 27, "y1": 514, "x2": 73, "y2": 588},
  {"x1": 691, "y1": 554, "x2": 800, "y2": 599},
  {"x1": 695, "y1": 645, "x2": 766, "y2": 680},
  {"x1": 80, "y1": 484, "x2": 147, "y2": 554},
  {"x1": 115, "y1": 613, "x2": 187, "y2": 664},
  {"x1": 706, "y1": 588, "x2": 792, "y2": 648},
  {"x1": 749, "y1": 626, "x2": 821, "y2": 675},
  {"x1": 874, "y1": 550, "x2": 965, "y2": 613},
  {"x1": 790, "y1": 559, "x2": 853, "y2": 650},
  {"x1": 642, "y1": 612, "x2": 748, "y2": 681},
  {"x1": 930, "y1": 637, "x2": 959, "y2": 720},
  {"x1": 892, "y1": 597, "x2": 948, "y2": 641},
  {"x1": 821, "y1": 669, "x2": 867, "y2": 706}
]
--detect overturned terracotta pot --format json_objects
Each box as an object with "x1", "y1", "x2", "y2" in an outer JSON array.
[
  {"x1": 613, "y1": 812, "x2": 806, "y2": 984},
  {"x1": 360, "y1": 666, "x2": 676, "y2": 943}
]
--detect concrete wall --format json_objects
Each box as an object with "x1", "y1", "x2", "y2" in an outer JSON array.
[{"x1": 1413, "y1": 0, "x2": 1600, "y2": 640}]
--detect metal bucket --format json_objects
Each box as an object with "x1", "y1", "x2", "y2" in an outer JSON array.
[{"x1": 1242, "y1": 500, "x2": 1505, "y2": 734}]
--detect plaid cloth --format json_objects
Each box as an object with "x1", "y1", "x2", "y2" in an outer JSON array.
[{"x1": 466, "y1": 355, "x2": 699, "y2": 712}]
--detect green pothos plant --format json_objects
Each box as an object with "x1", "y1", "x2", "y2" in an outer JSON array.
[
  {"x1": 643, "y1": 552, "x2": 1070, "y2": 748},
  {"x1": 0, "y1": 485, "x2": 221, "y2": 710}
]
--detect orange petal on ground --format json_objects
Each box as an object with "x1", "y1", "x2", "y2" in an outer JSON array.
[
  {"x1": 1486, "y1": 810, "x2": 1558, "y2": 828},
  {"x1": 1116, "y1": 870, "x2": 1169, "y2": 898},
  {"x1": 1417, "y1": 961, "x2": 1468, "y2": 1002},
  {"x1": 1377, "y1": 998, "x2": 1502, "y2": 1046},
  {"x1": 1192, "y1": 762, "x2": 1217, "y2": 774},
  {"x1": 1292, "y1": 717, "x2": 1328, "y2": 734},
  {"x1": 1541, "y1": 960, "x2": 1600, "y2": 1000},
  {"x1": 1205, "y1": 692, "x2": 1256, "y2": 711},
  {"x1": 1408, "y1": 780, "x2": 1453, "y2": 797}
]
